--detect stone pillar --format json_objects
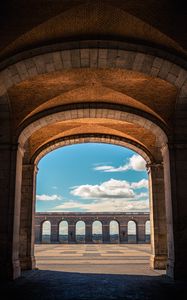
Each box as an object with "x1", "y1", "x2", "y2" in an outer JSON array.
[
  {"x1": 19, "y1": 164, "x2": 37, "y2": 270},
  {"x1": 162, "y1": 143, "x2": 187, "y2": 279},
  {"x1": 85, "y1": 223, "x2": 92, "y2": 243},
  {"x1": 103, "y1": 222, "x2": 110, "y2": 243},
  {"x1": 119, "y1": 223, "x2": 128, "y2": 243},
  {"x1": 68, "y1": 223, "x2": 76, "y2": 243},
  {"x1": 147, "y1": 162, "x2": 167, "y2": 270},
  {"x1": 0, "y1": 143, "x2": 24, "y2": 279},
  {"x1": 51, "y1": 222, "x2": 59, "y2": 243},
  {"x1": 35, "y1": 224, "x2": 41, "y2": 243},
  {"x1": 137, "y1": 222, "x2": 146, "y2": 243}
]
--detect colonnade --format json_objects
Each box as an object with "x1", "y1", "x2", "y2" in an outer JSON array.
[{"x1": 35, "y1": 212, "x2": 150, "y2": 244}]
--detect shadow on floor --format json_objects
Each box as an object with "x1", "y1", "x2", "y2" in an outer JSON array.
[{"x1": 1, "y1": 270, "x2": 187, "y2": 300}]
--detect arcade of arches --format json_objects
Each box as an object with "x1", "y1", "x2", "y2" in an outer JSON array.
[
  {"x1": 35, "y1": 212, "x2": 151, "y2": 244},
  {"x1": 0, "y1": 0, "x2": 187, "y2": 281}
]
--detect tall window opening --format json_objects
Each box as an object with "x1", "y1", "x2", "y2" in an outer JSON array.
[
  {"x1": 59, "y1": 221, "x2": 68, "y2": 243},
  {"x1": 92, "y1": 221, "x2": 102, "y2": 243},
  {"x1": 76, "y1": 221, "x2": 85, "y2": 243},
  {"x1": 110, "y1": 220, "x2": 119, "y2": 243},
  {"x1": 42, "y1": 221, "x2": 51, "y2": 243},
  {"x1": 34, "y1": 143, "x2": 152, "y2": 272},
  {"x1": 128, "y1": 220, "x2": 137, "y2": 243}
]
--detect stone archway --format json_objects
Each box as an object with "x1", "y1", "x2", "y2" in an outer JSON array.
[
  {"x1": 59, "y1": 220, "x2": 68, "y2": 243},
  {"x1": 128, "y1": 220, "x2": 137, "y2": 243},
  {"x1": 17, "y1": 103, "x2": 168, "y2": 274},
  {"x1": 0, "y1": 43, "x2": 186, "y2": 280}
]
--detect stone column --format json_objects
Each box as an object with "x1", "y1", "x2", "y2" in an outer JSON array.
[
  {"x1": 51, "y1": 222, "x2": 59, "y2": 243},
  {"x1": 103, "y1": 222, "x2": 110, "y2": 243},
  {"x1": 162, "y1": 142, "x2": 187, "y2": 279},
  {"x1": 19, "y1": 164, "x2": 37, "y2": 270},
  {"x1": 35, "y1": 224, "x2": 41, "y2": 243},
  {"x1": 0, "y1": 143, "x2": 24, "y2": 279},
  {"x1": 68, "y1": 223, "x2": 76, "y2": 243},
  {"x1": 85, "y1": 223, "x2": 92, "y2": 243},
  {"x1": 147, "y1": 162, "x2": 167, "y2": 270},
  {"x1": 119, "y1": 222, "x2": 128, "y2": 243},
  {"x1": 137, "y1": 222, "x2": 146, "y2": 243}
]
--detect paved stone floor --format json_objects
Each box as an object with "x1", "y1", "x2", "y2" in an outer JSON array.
[
  {"x1": 35, "y1": 244, "x2": 163, "y2": 275},
  {"x1": 1, "y1": 244, "x2": 187, "y2": 300}
]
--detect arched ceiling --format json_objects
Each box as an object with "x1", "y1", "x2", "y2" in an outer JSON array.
[
  {"x1": 27, "y1": 118, "x2": 157, "y2": 160},
  {"x1": 0, "y1": 0, "x2": 187, "y2": 63},
  {"x1": 8, "y1": 69, "x2": 177, "y2": 127},
  {"x1": 1, "y1": 0, "x2": 185, "y2": 163}
]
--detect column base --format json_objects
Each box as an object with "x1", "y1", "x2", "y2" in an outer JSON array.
[
  {"x1": 0, "y1": 259, "x2": 21, "y2": 280},
  {"x1": 166, "y1": 258, "x2": 187, "y2": 279},
  {"x1": 166, "y1": 258, "x2": 175, "y2": 278},
  {"x1": 20, "y1": 256, "x2": 36, "y2": 271},
  {"x1": 150, "y1": 254, "x2": 167, "y2": 270}
]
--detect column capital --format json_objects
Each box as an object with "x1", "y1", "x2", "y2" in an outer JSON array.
[
  {"x1": 146, "y1": 162, "x2": 163, "y2": 173},
  {"x1": 85, "y1": 222, "x2": 92, "y2": 226},
  {"x1": 0, "y1": 142, "x2": 25, "y2": 156},
  {"x1": 22, "y1": 163, "x2": 38, "y2": 174},
  {"x1": 161, "y1": 142, "x2": 187, "y2": 154}
]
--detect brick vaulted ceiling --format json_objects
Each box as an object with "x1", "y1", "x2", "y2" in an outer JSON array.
[
  {"x1": 0, "y1": 0, "x2": 187, "y2": 61},
  {"x1": 27, "y1": 119, "x2": 157, "y2": 159},
  {"x1": 7, "y1": 66, "x2": 176, "y2": 160},
  {"x1": 9, "y1": 69, "x2": 177, "y2": 127},
  {"x1": 1, "y1": 0, "x2": 186, "y2": 160}
]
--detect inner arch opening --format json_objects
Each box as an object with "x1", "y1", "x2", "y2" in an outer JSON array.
[{"x1": 33, "y1": 142, "x2": 160, "y2": 275}]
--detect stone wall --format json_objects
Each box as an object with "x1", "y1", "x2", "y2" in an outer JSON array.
[{"x1": 35, "y1": 212, "x2": 150, "y2": 244}]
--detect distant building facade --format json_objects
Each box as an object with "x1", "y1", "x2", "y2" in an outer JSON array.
[{"x1": 35, "y1": 212, "x2": 150, "y2": 244}]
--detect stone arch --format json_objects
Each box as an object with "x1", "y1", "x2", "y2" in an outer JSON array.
[
  {"x1": 128, "y1": 220, "x2": 137, "y2": 243},
  {"x1": 109, "y1": 220, "x2": 120, "y2": 243},
  {"x1": 1, "y1": 44, "x2": 185, "y2": 279},
  {"x1": 76, "y1": 221, "x2": 86, "y2": 243},
  {"x1": 0, "y1": 45, "x2": 187, "y2": 106},
  {"x1": 92, "y1": 220, "x2": 103, "y2": 243},
  {"x1": 17, "y1": 105, "x2": 169, "y2": 274},
  {"x1": 41, "y1": 220, "x2": 51, "y2": 244},
  {"x1": 18, "y1": 104, "x2": 168, "y2": 147},
  {"x1": 31, "y1": 133, "x2": 152, "y2": 165},
  {"x1": 19, "y1": 112, "x2": 167, "y2": 270},
  {"x1": 59, "y1": 220, "x2": 68, "y2": 243},
  {"x1": 1, "y1": 44, "x2": 187, "y2": 151}
]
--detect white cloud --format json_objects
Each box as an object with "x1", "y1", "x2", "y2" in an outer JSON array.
[
  {"x1": 135, "y1": 192, "x2": 149, "y2": 199},
  {"x1": 71, "y1": 178, "x2": 135, "y2": 199},
  {"x1": 131, "y1": 179, "x2": 148, "y2": 189},
  {"x1": 36, "y1": 194, "x2": 62, "y2": 201},
  {"x1": 129, "y1": 155, "x2": 146, "y2": 171},
  {"x1": 94, "y1": 154, "x2": 146, "y2": 172},
  {"x1": 70, "y1": 178, "x2": 148, "y2": 200},
  {"x1": 52, "y1": 197, "x2": 149, "y2": 212},
  {"x1": 94, "y1": 165, "x2": 118, "y2": 171},
  {"x1": 51, "y1": 178, "x2": 149, "y2": 212}
]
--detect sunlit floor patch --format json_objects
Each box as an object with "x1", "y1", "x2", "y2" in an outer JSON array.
[{"x1": 35, "y1": 244, "x2": 165, "y2": 276}]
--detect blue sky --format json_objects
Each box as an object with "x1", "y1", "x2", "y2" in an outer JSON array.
[{"x1": 36, "y1": 143, "x2": 149, "y2": 213}]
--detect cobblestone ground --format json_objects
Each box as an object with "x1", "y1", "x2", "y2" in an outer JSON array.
[{"x1": 1, "y1": 244, "x2": 187, "y2": 300}]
